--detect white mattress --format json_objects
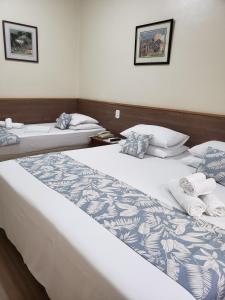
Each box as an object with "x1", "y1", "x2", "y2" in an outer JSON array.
[
  {"x1": 0, "y1": 123, "x2": 104, "y2": 160},
  {"x1": 0, "y1": 145, "x2": 225, "y2": 300}
]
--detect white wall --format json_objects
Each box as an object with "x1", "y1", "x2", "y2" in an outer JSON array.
[
  {"x1": 0, "y1": 0, "x2": 80, "y2": 98},
  {"x1": 79, "y1": 0, "x2": 225, "y2": 114},
  {"x1": 1, "y1": 0, "x2": 225, "y2": 114}
]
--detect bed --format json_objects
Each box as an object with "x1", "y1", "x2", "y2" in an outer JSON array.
[
  {"x1": 0, "y1": 144, "x2": 225, "y2": 300},
  {"x1": 0, "y1": 123, "x2": 104, "y2": 161}
]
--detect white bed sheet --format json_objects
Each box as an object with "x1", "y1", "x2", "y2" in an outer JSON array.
[
  {"x1": 0, "y1": 145, "x2": 224, "y2": 300},
  {"x1": 0, "y1": 123, "x2": 104, "y2": 159}
]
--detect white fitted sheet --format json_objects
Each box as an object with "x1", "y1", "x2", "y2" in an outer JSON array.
[
  {"x1": 0, "y1": 123, "x2": 104, "y2": 160},
  {"x1": 0, "y1": 145, "x2": 225, "y2": 300}
]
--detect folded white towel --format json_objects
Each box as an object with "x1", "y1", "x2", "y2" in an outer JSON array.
[
  {"x1": 180, "y1": 173, "x2": 216, "y2": 196},
  {"x1": 168, "y1": 179, "x2": 206, "y2": 218},
  {"x1": 201, "y1": 194, "x2": 225, "y2": 217},
  {"x1": 0, "y1": 121, "x2": 24, "y2": 129}
]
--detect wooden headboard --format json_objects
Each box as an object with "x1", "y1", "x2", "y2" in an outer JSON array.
[
  {"x1": 0, "y1": 98, "x2": 224, "y2": 146},
  {"x1": 77, "y1": 98, "x2": 225, "y2": 146},
  {"x1": 0, "y1": 98, "x2": 77, "y2": 124}
]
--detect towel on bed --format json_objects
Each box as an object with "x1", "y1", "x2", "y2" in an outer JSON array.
[
  {"x1": 179, "y1": 173, "x2": 216, "y2": 196},
  {"x1": 168, "y1": 179, "x2": 206, "y2": 217},
  {"x1": 201, "y1": 194, "x2": 225, "y2": 217}
]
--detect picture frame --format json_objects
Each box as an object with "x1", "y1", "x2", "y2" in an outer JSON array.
[
  {"x1": 2, "y1": 20, "x2": 39, "y2": 63},
  {"x1": 134, "y1": 19, "x2": 174, "y2": 65}
]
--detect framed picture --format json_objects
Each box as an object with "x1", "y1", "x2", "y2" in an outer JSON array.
[
  {"x1": 134, "y1": 19, "x2": 174, "y2": 65},
  {"x1": 2, "y1": 20, "x2": 38, "y2": 63}
]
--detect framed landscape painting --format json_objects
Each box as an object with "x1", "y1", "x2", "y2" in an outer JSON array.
[
  {"x1": 2, "y1": 20, "x2": 39, "y2": 63},
  {"x1": 134, "y1": 19, "x2": 174, "y2": 65}
]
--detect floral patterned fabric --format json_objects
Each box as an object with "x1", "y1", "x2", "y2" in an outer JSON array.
[
  {"x1": 55, "y1": 112, "x2": 71, "y2": 130},
  {"x1": 120, "y1": 131, "x2": 152, "y2": 158},
  {"x1": 0, "y1": 128, "x2": 20, "y2": 146},
  {"x1": 17, "y1": 153, "x2": 225, "y2": 300},
  {"x1": 197, "y1": 147, "x2": 225, "y2": 187}
]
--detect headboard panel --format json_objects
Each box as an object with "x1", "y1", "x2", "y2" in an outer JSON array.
[
  {"x1": 77, "y1": 99, "x2": 225, "y2": 146},
  {"x1": 0, "y1": 98, "x2": 77, "y2": 124},
  {"x1": 0, "y1": 98, "x2": 224, "y2": 146}
]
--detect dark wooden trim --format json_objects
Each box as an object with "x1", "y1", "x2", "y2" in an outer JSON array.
[
  {"x1": 2, "y1": 20, "x2": 39, "y2": 63},
  {"x1": 77, "y1": 98, "x2": 225, "y2": 146},
  {"x1": 0, "y1": 98, "x2": 77, "y2": 124},
  {"x1": 0, "y1": 97, "x2": 224, "y2": 147}
]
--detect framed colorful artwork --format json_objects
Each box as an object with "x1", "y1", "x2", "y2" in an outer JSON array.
[{"x1": 134, "y1": 19, "x2": 174, "y2": 65}]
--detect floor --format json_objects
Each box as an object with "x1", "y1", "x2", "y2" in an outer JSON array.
[{"x1": 0, "y1": 229, "x2": 49, "y2": 300}]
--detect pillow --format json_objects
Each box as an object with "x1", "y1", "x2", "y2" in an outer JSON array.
[
  {"x1": 197, "y1": 147, "x2": 225, "y2": 186},
  {"x1": 0, "y1": 128, "x2": 20, "y2": 147},
  {"x1": 70, "y1": 113, "x2": 98, "y2": 126},
  {"x1": 189, "y1": 141, "x2": 225, "y2": 158},
  {"x1": 55, "y1": 113, "x2": 71, "y2": 130},
  {"x1": 69, "y1": 123, "x2": 103, "y2": 131},
  {"x1": 120, "y1": 131, "x2": 152, "y2": 159},
  {"x1": 181, "y1": 156, "x2": 203, "y2": 168},
  {"x1": 120, "y1": 124, "x2": 189, "y2": 148},
  {"x1": 146, "y1": 145, "x2": 188, "y2": 158}
]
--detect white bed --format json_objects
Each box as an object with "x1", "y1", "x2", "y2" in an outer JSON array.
[
  {"x1": 0, "y1": 123, "x2": 104, "y2": 161},
  {"x1": 0, "y1": 144, "x2": 225, "y2": 300}
]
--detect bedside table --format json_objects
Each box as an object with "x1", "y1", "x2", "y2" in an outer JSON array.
[{"x1": 90, "y1": 136, "x2": 122, "y2": 147}]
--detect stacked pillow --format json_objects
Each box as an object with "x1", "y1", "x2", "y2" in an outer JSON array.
[
  {"x1": 55, "y1": 113, "x2": 102, "y2": 130},
  {"x1": 69, "y1": 113, "x2": 103, "y2": 130},
  {"x1": 120, "y1": 124, "x2": 189, "y2": 158}
]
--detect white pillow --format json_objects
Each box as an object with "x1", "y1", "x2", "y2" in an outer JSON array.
[
  {"x1": 189, "y1": 141, "x2": 225, "y2": 158},
  {"x1": 70, "y1": 113, "x2": 98, "y2": 126},
  {"x1": 120, "y1": 124, "x2": 189, "y2": 148},
  {"x1": 69, "y1": 124, "x2": 103, "y2": 130},
  {"x1": 181, "y1": 156, "x2": 203, "y2": 168},
  {"x1": 146, "y1": 145, "x2": 188, "y2": 158}
]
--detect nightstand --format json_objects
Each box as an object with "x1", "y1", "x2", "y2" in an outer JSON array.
[{"x1": 90, "y1": 136, "x2": 122, "y2": 147}]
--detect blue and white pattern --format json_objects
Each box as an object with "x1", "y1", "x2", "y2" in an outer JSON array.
[
  {"x1": 120, "y1": 131, "x2": 152, "y2": 159},
  {"x1": 0, "y1": 128, "x2": 20, "y2": 147},
  {"x1": 55, "y1": 112, "x2": 71, "y2": 130},
  {"x1": 197, "y1": 147, "x2": 225, "y2": 187},
  {"x1": 17, "y1": 153, "x2": 225, "y2": 300}
]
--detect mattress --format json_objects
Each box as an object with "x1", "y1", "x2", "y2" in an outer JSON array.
[
  {"x1": 0, "y1": 123, "x2": 104, "y2": 160},
  {"x1": 0, "y1": 145, "x2": 224, "y2": 300}
]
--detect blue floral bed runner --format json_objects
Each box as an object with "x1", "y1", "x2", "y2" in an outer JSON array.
[{"x1": 17, "y1": 153, "x2": 225, "y2": 300}]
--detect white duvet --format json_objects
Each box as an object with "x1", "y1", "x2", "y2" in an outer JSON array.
[{"x1": 0, "y1": 145, "x2": 225, "y2": 300}]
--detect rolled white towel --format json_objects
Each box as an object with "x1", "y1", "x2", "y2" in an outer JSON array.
[
  {"x1": 5, "y1": 118, "x2": 13, "y2": 129},
  {"x1": 201, "y1": 194, "x2": 225, "y2": 217},
  {"x1": 179, "y1": 173, "x2": 206, "y2": 187},
  {"x1": 180, "y1": 173, "x2": 216, "y2": 196},
  {"x1": 184, "y1": 178, "x2": 216, "y2": 197},
  {"x1": 168, "y1": 179, "x2": 206, "y2": 218}
]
